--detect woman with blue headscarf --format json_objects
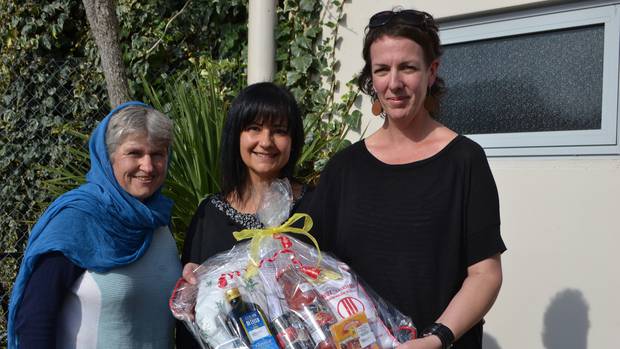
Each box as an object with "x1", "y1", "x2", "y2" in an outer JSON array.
[{"x1": 8, "y1": 102, "x2": 181, "y2": 348}]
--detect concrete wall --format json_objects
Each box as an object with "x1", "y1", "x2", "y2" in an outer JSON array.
[{"x1": 332, "y1": 1, "x2": 620, "y2": 348}]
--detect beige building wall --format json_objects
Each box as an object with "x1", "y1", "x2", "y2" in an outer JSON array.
[{"x1": 331, "y1": 1, "x2": 620, "y2": 348}]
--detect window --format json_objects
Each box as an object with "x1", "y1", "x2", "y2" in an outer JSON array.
[{"x1": 439, "y1": 2, "x2": 620, "y2": 156}]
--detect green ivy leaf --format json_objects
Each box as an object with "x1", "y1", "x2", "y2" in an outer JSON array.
[
  {"x1": 305, "y1": 26, "x2": 321, "y2": 39},
  {"x1": 300, "y1": 0, "x2": 316, "y2": 12},
  {"x1": 347, "y1": 110, "x2": 362, "y2": 129},
  {"x1": 286, "y1": 71, "x2": 302, "y2": 85},
  {"x1": 294, "y1": 35, "x2": 312, "y2": 50},
  {"x1": 290, "y1": 55, "x2": 312, "y2": 72}
]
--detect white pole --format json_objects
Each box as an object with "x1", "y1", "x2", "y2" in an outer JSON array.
[{"x1": 247, "y1": 0, "x2": 277, "y2": 84}]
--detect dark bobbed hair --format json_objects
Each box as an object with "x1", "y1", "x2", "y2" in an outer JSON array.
[
  {"x1": 220, "y1": 82, "x2": 304, "y2": 199},
  {"x1": 357, "y1": 11, "x2": 445, "y2": 116}
]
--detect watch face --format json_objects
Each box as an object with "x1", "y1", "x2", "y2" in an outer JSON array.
[{"x1": 422, "y1": 323, "x2": 440, "y2": 336}]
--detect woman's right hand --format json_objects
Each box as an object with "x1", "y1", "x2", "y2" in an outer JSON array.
[
  {"x1": 396, "y1": 336, "x2": 442, "y2": 349},
  {"x1": 182, "y1": 262, "x2": 201, "y2": 285}
]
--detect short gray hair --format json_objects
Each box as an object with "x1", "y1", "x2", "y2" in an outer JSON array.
[{"x1": 105, "y1": 105, "x2": 174, "y2": 157}]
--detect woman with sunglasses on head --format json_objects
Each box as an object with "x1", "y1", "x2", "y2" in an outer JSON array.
[
  {"x1": 176, "y1": 82, "x2": 311, "y2": 348},
  {"x1": 307, "y1": 9, "x2": 506, "y2": 349}
]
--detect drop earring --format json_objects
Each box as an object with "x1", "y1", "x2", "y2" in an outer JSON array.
[{"x1": 372, "y1": 99, "x2": 383, "y2": 116}]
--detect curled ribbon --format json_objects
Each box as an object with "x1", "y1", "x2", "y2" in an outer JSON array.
[{"x1": 233, "y1": 213, "x2": 322, "y2": 278}]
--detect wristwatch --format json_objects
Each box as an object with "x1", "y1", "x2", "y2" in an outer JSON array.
[{"x1": 421, "y1": 323, "x2": 454, "y2": 349}]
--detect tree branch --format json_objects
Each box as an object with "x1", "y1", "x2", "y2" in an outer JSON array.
[{"x1": 145, "y1": 0, "x2": 192, "y2": 56}]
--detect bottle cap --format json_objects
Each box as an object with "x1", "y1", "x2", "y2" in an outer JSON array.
[{"x1": 225, "y1": 287, "x2": 241, "y2": 302}]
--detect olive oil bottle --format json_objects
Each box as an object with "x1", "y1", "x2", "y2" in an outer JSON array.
[{"x1": 226, "y1": 287, "x2": 280, "y2": 349}]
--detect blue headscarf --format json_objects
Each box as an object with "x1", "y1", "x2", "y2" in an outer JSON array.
[{"x1": 7, "y1": 101, "x2": 174, "y2": 348}]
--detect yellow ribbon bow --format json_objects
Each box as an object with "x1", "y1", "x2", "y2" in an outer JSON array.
[{"x1": 233, "y1": 213, "x2": 322, "y2": 279}]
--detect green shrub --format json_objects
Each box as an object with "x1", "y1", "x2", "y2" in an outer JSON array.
[{"x1": 144, "y1": 66, "x2": 229, "y2": 246}]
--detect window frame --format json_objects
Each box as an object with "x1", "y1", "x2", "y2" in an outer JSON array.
[{"x1": 439, "y1": 1, "x2": 620, "y2": 156}]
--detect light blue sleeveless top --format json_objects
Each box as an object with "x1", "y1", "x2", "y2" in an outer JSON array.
[{"x1": 56, "y1": 226, "x2": 181, "y2": 348}]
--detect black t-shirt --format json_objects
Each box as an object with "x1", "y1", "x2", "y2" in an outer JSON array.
[
  {"x1": 177, "y1": 187, "x2": 312, "y2": 348},
  {"x1": 307, "y1": 136, "x2": 506, "y2": 349}
]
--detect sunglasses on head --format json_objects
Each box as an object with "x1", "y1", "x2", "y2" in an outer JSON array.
[{"x1": 368, "y1": 9, "x2": 432, "y2": 29}]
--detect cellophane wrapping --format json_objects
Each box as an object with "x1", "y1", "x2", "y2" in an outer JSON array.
[{"x1": 169, "y1": 180, "x2": 416, "y2": 349}]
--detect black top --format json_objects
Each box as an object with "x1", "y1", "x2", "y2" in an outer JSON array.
[
  {"x1": 306, "y1": 136, "x2": 506, "y2": 349},
  {"x1": 177, "y1": 186, "x2": 312, "y2": 348},
  {"x1": 181, "y1": 193, "x2": 264, "y2": 265}
]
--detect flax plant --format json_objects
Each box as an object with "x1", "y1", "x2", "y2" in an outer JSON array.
[{"x1": 143, "y1": 68, "x2": 228, "y2": 244}]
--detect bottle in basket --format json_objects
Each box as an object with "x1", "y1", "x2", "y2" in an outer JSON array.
[
  {"x1": 272, "y1": 311, "x2": 314, "y2": 349},
  {"x1": 226, "y1": 287, "x2": 280, "y2": 349},
  {"x1": 277, "y1": 268, "x2": 337, "y2": 349}
]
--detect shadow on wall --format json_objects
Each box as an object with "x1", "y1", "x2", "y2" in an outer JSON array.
[
  {"x1": 483, "y1": 332, "x2": 502, "y2": 349},
  {"x1": 543, "y1": 289, "x2": 590, "y2": 349}
]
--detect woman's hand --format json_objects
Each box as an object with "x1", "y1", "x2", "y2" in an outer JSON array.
[
  {"x1": 182, "y1": 262, "x2": 201, "y2": 285},
  {"x1": 397, "y1": 336, "x2": 442, "y2": 349}
]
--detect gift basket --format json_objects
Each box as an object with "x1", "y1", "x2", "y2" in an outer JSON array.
[{"x1": 170, "y1": 179, "x2": 416, "y2": 349}]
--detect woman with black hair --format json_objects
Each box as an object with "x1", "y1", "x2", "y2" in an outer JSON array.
[{"x1": 176, "y1": 82, "x2": 310, "y2": 348}]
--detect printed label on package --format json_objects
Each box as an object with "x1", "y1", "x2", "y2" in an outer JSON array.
[
  {"x1": 241, "y1": 311, "x2": 271, "y2": 341},
  {"x1": 330, "y1": 312, "x2": 379, "y2": 349}
]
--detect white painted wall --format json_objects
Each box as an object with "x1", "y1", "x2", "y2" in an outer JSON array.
[
  {"x1": 490, "y1": 158, "x2": 620, "y2": 349},
  {"x1": 330, "y1": 1, "x2": 620, "y2": 348}
]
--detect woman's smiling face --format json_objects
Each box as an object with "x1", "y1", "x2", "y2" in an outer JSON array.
[
  {"x1": 239, "y1": 118, "x2": 292, "y2": 182},
  {"x1": 110, "y1": 133, "x2": 168, "y2": 201}
]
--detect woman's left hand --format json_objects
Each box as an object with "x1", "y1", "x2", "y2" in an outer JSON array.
[{"x1": 396, "y1": 336, "x2": 442, "y2": 349}]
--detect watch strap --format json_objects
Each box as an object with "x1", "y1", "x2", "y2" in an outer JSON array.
[{"x1": 421, "y1": 322, "x2": 454, "y2": 349}]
